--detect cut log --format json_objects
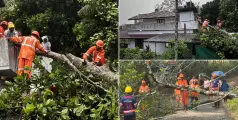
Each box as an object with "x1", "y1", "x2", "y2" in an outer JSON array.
[{"x1": 66, "y1": 53, "x2": 118, "y2": 84}]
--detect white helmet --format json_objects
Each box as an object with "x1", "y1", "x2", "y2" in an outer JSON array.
[{"x1": 42, "y1": 35, "x2": 48, "y2": 41}]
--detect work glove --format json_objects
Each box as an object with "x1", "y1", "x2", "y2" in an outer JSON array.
[
  {"x1": 45, "y1": 50, "x2": 50, "y2": 54},
  {"x1": 82, "y1": 60, "x2": 87, "y2": 66}
]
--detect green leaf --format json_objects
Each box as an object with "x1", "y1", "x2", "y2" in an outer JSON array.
[
  {"x1": 90, "y1": 114, "x2": 95, "y2": 118},
  {"x1": 88, "y1": 95, "x2": 95, "y2": 100},
  {"x1": 75, "y1": 105, "x2": 87, "y2": 116},
  {"x1": 42, "y1": 107, "x2": 47, "y2": 116},
  {"x1": 49, "y1": 73, "x2": 55, "y2": 79},
  {"x1": 61, "y1": 108, "x2": 68, "y2": 115},
  {"x1": 23, "y1": 104, "x2": 36, "y2": 115}
]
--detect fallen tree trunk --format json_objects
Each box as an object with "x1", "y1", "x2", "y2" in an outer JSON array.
[
  {"x1": 146, "y1": 64, "x2": 236, "y2": 97},
  {"x1": 66, "y1": 53, "x2": 118, "y2": 84},
  {"x1": 37, "y1": 51, "x2": 118, "y2": 92}
]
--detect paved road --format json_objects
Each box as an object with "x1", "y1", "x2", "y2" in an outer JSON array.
[
  {"x1": 159, "y1": 76, "x2": 238, "y2": 120},
  {"x1": 162, "y1": 103, "x2": 229, "y2": 120}
]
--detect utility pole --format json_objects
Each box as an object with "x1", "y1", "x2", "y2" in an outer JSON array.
[{"x1": 175, "y1": 0, "x2": 179, "y2": 60}]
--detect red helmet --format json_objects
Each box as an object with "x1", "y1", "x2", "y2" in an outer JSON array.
[
  {"x1": 178, "y1": 73, "x2": 184, "y2": 78},
  {"x1": 96, "y1": 40, "x2": 104, "y2": 47},
  {"x1": 8, "y1": 21, "x2": 13, "y2": 25},
  {"x1": 1, "y1": 21, "x2": 7, "y2": 26},
  {"x1": 31, "y1": 31, "x2": 40, "y2": 38},
  {"x1": 142, "y1": 80, "x2": 146, "y2": 84}
]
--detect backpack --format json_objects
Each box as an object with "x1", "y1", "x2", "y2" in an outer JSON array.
[{"x1": 220, "y1": 80, "x2": 229, "y2": 92}]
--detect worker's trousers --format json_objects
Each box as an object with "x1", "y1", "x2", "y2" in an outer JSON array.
[{"x1": 18, "y1": 58, "x2": 33, "y2": 78}]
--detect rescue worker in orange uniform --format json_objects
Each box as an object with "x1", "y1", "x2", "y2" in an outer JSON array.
[
  {"x1": 0, "y1": 21, "x2": 8, "y2": 37},
  {"x1": 217, "y1": 20, "x2": 222, "y2": 29},
  {"x1": 202, "y1": 19, "x2": 209, "y2": 32},
  {"x1": 82, "y1": 40, "x2": 106, "y2": 66},
  {"x1": 8, "y1": 31, "x2": 49, "y2": 78},
  {"x1": 139, "y1": 80, "x2": 150, "y2": 111},
  {"x1": 189, "y1": 76, "x2": 199, "y2": 85},
  {"x1": 189, "y1": 77, "x2": 200, "y2": 109},
  {"x1": 174, "y1": 73, "x2": 189, "y2": 110},
  {"x1": 139, "y1": 80, "x2": 150, "y2": 94}
]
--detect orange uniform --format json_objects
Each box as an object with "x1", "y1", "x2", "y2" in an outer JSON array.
[
  {"x1": 0, "y1": 26, "x2": 5, "y2": 38},
  {"x1": 175, "y1": 78, "x2": 188, "y2": 105},
  {"x1": 9, "y1": 36, "x2": 46, "y2": 78},
  {"x1": 202, "y1": 20, "x2": 208, "y2": 28},
  {"x1": 83, "y1": 46, "x2": 105, "y2": 66},
  {"x1": 139, "y1": 85, "x2": 150, "y2": 94},
  {"x1": 190, "y1": 84, "x2": 200, "y2": 97}
]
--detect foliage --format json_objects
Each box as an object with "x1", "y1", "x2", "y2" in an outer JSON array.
[
  {"x1": 1, "y1": 0, "x2": 81, "y2": 53},
  {"x1": 199, "y1": 29, "x2": 238, "y2": 59},
  {"x1": 155, "y1": 0, "x2": 185, "y2": 12},
  {"x1": 227, "y1": 98, "x2": 238, "y2": 115},
  {"x1": 73, "y1": 0, "x2": 118, "y2": 61},
  {"x1": 219, "y1": 0, "x2": 238, "y2": 32},
  {"x1": 119, "y1": 61, "x2": 145, "y2": 94},
  {"x1": 200, "y1": 0, "x2": 220, "y2": 25},
  {"x1": 161, "y1": 40, "x2": 189, "y2": 59},
  {"x1": 120, "y1": 47, "x2": 157, "y2": 59},
  {"x1": 0, "y1": 60, "x2": 118, "y2": 120},
  {"x1": 119, "y1": 61, "x2": 177, "y2": 119},
  {"x1": 1, "y1": 0, "x2": 118, "y2": 61}
]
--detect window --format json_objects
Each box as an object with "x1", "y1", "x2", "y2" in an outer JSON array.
[
  {"x1": 157, "y1": 19, "x2": 165, "y2": 24},
  {"x1": 120, "y1": 39, "x2": 129, "y2": 48},
  {"x1": 135, "y1": 39, "x2": 144, "y2": 49}
]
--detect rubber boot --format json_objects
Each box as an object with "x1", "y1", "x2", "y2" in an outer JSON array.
[{"x1": 184, "y1": 105, "x2": 188, "y2": 111}]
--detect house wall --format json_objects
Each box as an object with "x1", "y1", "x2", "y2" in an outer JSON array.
[
  {"x1": 179, "y1": 11, "x2": 197, "y2": 30},
  {"x1": 143, "y1": 42, "x2": 166, "y2": 55}
]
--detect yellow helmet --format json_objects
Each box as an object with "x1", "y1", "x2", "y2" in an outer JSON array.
[
  {"x1": 125, "y1": 86, "x2": 132, "y2": 93},
  {"x1": 8, "y1": 23, "x2": 15, "y2": 29}
]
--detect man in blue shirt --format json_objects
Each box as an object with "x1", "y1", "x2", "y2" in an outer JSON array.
[
  {"x1": 211, "y1": 74, "x2": 220, "y2": 108},
  {"x1": 120, "y1": 86, "x2": 137, "y2": 120}
]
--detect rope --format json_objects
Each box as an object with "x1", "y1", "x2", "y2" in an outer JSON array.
[{"x1": 181, "y1": 61, "x2": 195, "y2": 71}]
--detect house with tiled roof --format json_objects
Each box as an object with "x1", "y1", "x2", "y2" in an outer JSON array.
[{"x1": 120, "y1": 2, "x2": 201, "y2": 58}]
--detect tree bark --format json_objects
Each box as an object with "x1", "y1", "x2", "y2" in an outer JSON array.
[{"x1": 66, "y1": 53, "x2": 118, "y2": 84}]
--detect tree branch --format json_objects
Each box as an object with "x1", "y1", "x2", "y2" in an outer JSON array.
[
  {"x1": 146, "y1": 63, "x2": 236, "y2": 97},
  {"x1": 37, "y1": 51, "x2": 109, "y2": 93}
]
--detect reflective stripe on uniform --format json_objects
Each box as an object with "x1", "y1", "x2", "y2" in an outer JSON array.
[
  {"x1": 21, "y1": 37, "x2": 37, "y2": 50},
  {"x1": 18, "y1": 68, "x2": 24, "y2": 70},
  {"x1": 97, "y1": 56, "x2": 101, "y2": 59},
  {"x1": 123, "y1": 110, "x2": 135, "y2": 114},
  {"x1": 85, "y1": 53, "x2": 89, "y2": 56}
]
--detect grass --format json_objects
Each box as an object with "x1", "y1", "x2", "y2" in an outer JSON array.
[{"x1": 226, "y1": 98, "x2": 238, "y2": 119}]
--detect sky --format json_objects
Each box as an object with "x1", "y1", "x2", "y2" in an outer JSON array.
[{"x1": 119, "y1": 0, "x2": 214, "y2": 25}]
